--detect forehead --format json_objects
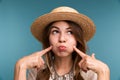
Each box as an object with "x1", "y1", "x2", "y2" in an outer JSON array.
[{"x1": 51, "y1": 21, "x2": 71, "y2": 29}]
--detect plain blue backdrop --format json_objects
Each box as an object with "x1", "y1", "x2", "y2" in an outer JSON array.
[{"x1": 0, "y1": 0, "x2": 120, "y2": 80}]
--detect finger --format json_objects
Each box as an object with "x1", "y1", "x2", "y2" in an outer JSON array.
[
  {"x1": 73, "y1": 46, "x2": 86, "y2": 58},
  {"x1": 82, "y1": 60, "x2": 89, "y2": 72},
  {"x1": 79, "y1": 59, "x2": 84, "y2": 68},
  {"x1": 79, "y1": 58, "x2": 88, "y2": 72},
  {"x1": 37, "y1": 58, "x2": 45, "y2": 68},
  {"x1": 39, "y1": 46, "x2": 52, "y2": 56},
  {"x1": 39, "y1": 58, "x2": 45, "y2": 65},
  {"x1": 81, "y1": 63, "x2": 88, "y2": 72},
  {"x1": 91, "y1": 53, "x2": 96, "y2": 59}
]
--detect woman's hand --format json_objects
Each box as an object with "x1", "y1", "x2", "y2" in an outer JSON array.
[
  {"x1": 16, "y1": 46, "x2": 52, "y2": 70},
  {"x1": 14, "y1": 46, "x2": 52, "y2": 80},
  {"x1": 73, "y1": 46, "x2": 110, "y2": 80}
]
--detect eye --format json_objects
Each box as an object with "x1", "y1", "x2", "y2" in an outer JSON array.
[
  {"x1": 67, "y1": 31, "x2": 73, "y2": 35},
  {"x1": 51, "y1": 30, "x2": 59, "y2": 34}
]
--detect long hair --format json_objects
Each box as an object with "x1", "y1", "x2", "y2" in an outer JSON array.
[{"x1": 36, "y1": 20, "x2": 87, "y2": 80}]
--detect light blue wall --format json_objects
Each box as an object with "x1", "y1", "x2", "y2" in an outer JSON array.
[{"x1": 0, "y1": 0, "x2": 120, "y2": 80}]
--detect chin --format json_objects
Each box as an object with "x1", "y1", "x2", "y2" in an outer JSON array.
[{"x1": 54, "y1": 51, "x2": 72, "y2": 57}]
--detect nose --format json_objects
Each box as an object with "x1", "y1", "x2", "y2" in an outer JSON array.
[{"x1": 59, "y1": 33, "x2": 66, "y2": 43}]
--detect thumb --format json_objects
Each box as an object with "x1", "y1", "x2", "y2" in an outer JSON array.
[{"x1": 91, "y1": 53, "x2": 96, "y2": 59}]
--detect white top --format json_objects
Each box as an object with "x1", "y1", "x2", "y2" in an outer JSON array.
[{"x1": 27, "y1": 68, "x2": 97, "y2": 80}]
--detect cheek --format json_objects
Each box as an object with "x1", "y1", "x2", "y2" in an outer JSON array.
[
  {"x1": 49, "y1": 36, "x2": 53, "y2": 45},
  {"x1": 69, "y1": 38, "x2": 77, "y2": 46},
  {"x1": 49, "y1": 36, "x2": 57, "y2": 46},
  {"x1": 49, "y1": 36, "x2": 57, "y2": 53}
]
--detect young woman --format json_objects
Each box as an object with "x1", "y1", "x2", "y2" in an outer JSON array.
[{"x1": 14, "y1": 7, "x2": 110, "y2": 80}]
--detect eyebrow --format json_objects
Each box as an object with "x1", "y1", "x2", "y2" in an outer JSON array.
[{"x1": 50, "y1": 26, "x2": 59, "y2": 30}]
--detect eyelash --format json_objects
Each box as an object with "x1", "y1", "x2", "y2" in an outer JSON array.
[{"x1": 51, "y1": 30, "x2": 73, "y2": 35}]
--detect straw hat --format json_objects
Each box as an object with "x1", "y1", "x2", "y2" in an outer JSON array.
[{"x1": 31, "y1": 6, "x2": 96, "y2": 42}]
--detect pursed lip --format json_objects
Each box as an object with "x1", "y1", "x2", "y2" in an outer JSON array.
[{"x1": 58, "y1": 45, "x2": 67, "y2": 51}]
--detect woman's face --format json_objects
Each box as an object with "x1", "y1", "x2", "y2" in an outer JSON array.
[{"x1": 49, "y1": 21, "x2": 77, "y2": 57}]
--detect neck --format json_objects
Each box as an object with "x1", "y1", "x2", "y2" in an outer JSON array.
[{"x1": 53, "y1": 56, "x2": 73, "y2": 76}]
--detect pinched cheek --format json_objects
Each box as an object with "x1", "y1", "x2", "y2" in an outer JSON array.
[
  {"x1": 51, "y1": 46, "x2": 58, "y2": 53},
  {"x1": 50, "y1": 42, "x2": 58, "y2": 47},
  {"x1": 49, "y1": 38, "x2": 57, "y2": 45},
  {"x1": 69, "y1": 40, "x2": 77, "y2": 46}
]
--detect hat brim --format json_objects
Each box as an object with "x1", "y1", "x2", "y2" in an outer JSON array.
[{"x1": 31, "y1": 12, "x2": 96, "y2": 42}]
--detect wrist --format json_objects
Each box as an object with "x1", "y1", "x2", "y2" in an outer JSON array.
[
  {"x1": 98, "y1": 63, "x2": 110, "y2": 74},
  {"x1": 16, "y1": 59, "x2": 27, "y2": 70},
  {"x1": 97, "y1": 64, "x2": 110, "y2": 80},
  {"x1": 14, "y1": 59, "x2": 27, "y2": 80}
]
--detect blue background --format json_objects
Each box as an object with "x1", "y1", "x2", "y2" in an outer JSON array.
[{"x1": 0, "y1": 0, "x2": 120, "y2": 80}]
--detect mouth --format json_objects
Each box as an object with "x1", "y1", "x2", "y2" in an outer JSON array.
[{"x1": 58, "y1": 46, "x2": 66, "y2": 51}]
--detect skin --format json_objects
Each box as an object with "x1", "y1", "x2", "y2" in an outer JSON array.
[
  {"x1": 49, "y1": 21, "x2": 77, "y2": 75},
  {"x1": 14, "y1": 46, "x2": 52, "y2": 80},
  {"x1": 73, "y1": 46, "x2": 110, "y2": 80},
  {"x1": 14, "y1": 21, "x2": 110, "y2": 80},
  {"x1": 49, "y1": 21, "x2": 77, "y2": 57}
]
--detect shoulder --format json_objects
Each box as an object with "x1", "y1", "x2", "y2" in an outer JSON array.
[{"x1": 80, "y1": 70, "x2": 97, "y2": 80}]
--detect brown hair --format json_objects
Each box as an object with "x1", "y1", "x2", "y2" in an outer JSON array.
[{"x1": 36, "y1": 20, "x2": 87, "y2": 80}]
